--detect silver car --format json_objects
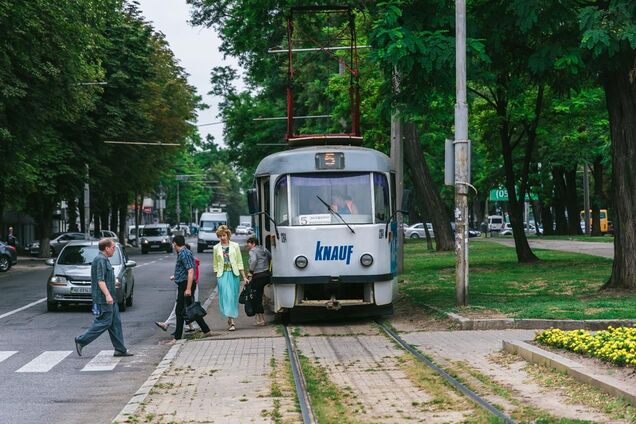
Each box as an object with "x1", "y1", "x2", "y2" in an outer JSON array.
[
  {"x1": 404, "y1": 222, "x2": 434, "y2": 239},
  {"x1": 46, "y1": 240, "x2": 136, "y2": 312},
  {"x1": 28, "y1": 232, "x2": 88, "y2": 256}
]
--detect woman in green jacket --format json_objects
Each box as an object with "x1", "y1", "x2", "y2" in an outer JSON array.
[{"x1": 213, "y1": 225, "x2": 247, "y2": 331}]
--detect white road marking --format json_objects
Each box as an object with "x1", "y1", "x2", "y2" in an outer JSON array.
[
  {"x1": 0, "y1": 297, "x2": 47, "y2": 320},
  {"x1": 81, "y1": 350, "x2": 120, "y2": 372},
  {"x1": 16, "y1": 351, "x2": 72, "y2": 373},
  {"x1": 0, "y1": 351, "x2": 18, "y2": 364}
]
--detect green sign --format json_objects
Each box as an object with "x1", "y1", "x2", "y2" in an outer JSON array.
[{"x1": 489, "y1": 188, "x2": 537, "y2": 202}]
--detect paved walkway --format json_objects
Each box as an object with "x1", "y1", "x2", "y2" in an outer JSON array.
[{"x1": 492, "y1": 238, "x2": 614, "y2": 258}]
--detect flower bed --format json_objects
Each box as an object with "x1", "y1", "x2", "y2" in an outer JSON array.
[{"x1": 535, "y1": 326, "x2": 636, "y2": 368}]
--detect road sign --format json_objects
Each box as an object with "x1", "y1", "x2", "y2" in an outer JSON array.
[{"x1": 489, "y1": 188, "x2": 537, "y2": 202}]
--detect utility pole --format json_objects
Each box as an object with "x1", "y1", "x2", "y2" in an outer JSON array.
[
  {"x1": 84, "y1": 164, "x2": 90, "y2": 237},
  {"x1": 583, "y1": 164, "x2": 590, "y2": 235},
  {"x1": 391, "y1": 69, "x2": 404, "y2": 273},
  {"x1": 454, "y1": 0, "x2": 470, "y2": 306}
]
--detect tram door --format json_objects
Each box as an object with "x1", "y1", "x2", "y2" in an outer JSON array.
[{"x1": 256, "y1": 176, "x2": 272, "y2": 252}]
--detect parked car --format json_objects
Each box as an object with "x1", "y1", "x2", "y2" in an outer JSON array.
[
  {"x1": 500, "y1": 222, "x2": 536, "y2": 236},
  {"x1": 0, "y1": 241, "x2": 17, "y2": 272},
  {"x1": 235, "y1": 225, "x2": 249, "y2": 235},
  {"x1": 139, "y1": 223, "x2": 173, "y2": 254},
  {"x1": 450, "y1": 222, "x2": 481, "y2": 237},
  {"x1": 91, "y1": 229, "x2": 118, "y2": 240},
  {"x1": 404, "y1": 222, "x2": 434, "y2": 239},
  {"x1": 46, "y1": 240, "x2": 136, "y2": 312},
  {"x1": 27, "y1": 232, "x2": 88, "y2": 257}
]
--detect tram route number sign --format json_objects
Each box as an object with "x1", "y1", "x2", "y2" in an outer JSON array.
[{"x1": 489, "y1": 188, "x2": 537, "y2": 202}]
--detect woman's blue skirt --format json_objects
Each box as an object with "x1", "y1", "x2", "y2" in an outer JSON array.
[{"x1": 218, "y1": 270, "x2": 239, "y2": 318}]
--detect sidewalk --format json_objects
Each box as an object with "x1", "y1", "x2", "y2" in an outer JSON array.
[
  {"x1": 114, "y1": 291, "x2": 295, "y2": 424},
  {"x1": 492, "y1": 238, "x2": 614, "y2": 258}
]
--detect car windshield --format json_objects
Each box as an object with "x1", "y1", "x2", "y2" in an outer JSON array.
[
  {"x1": 141, "y1": 227, "x2": 167, "y2": 236},
  {"x1": 200, "y1": 221, "x2": 222, "y2": 231},
  {"x1": 57, "y1": 245, "x2": 121, "y2": 265}
]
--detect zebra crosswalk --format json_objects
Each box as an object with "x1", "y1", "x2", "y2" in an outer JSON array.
[{"x1": 0, "y1": 350, "x2": 125, "y2": 373}]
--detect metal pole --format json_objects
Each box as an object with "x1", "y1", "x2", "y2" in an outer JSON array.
[
  {"x1": 176, "y1": 182, "x2": 180, "y2": 225},
  {"x1": 84, "y1": 164, "x2": 90, "y2": 237},
  {"x1": 391, "y1": 68, "x2": 404, "y2": 273},
  {"x1": 583, "y1": 165, "x2": 590, "y2": 235},
  {"x1": 454, "y1": 0, "x2": 469, "y2": 307}
]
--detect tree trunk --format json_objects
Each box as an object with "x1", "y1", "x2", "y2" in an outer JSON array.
[
  {"x1": 552, "y1": 167, "x2": 568, "y2": 235},
  {"x1": 591, "y1": 158, "x2": 605, "y2": 236},
  {"x1": 402, "y1": 122, "x2": 454, "y2": 251},
  {"x1": 67, "y1": 197, "x2": 78, "y2": 232},
  {"x1": 496, "y1": 86, "x2": 540, "y2": 263},
  {"x1": 603, "y1": 53, "x2": 636, "y2": 290},
  {"x1": 118, "y1": 195, "x2": 127, "y2": 244},
  {"x1": 34, "y1": 196, "x2": 55, "y2": 258},
  {"x1": 564, "y1": 168, "x2": 582, "y2": 235}
]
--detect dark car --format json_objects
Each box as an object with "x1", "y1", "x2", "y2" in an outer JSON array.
[
  {"x1": 46, "y1": 240, "x2": 136, "y2": 312},
  {"x1": 27, "y1": 232, "x2": 88, "y2": 257},
  {"x1": 0, "y1": 241, "x2": 17, "y2": 272}
]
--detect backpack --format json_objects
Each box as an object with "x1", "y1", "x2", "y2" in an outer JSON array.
[{"x1": 194, "y1": 256, "x2": 200, "y2": 283}]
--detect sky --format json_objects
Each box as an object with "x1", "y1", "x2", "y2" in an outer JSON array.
[{"x1": 136, "y1": 0, "x2": 239, "y2": 146}]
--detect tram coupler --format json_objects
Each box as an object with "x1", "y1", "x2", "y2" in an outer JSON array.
[{"x1": 325, "y1": 296, "x2": 342, "y2": 311}]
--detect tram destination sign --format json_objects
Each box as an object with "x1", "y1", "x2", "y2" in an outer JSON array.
[{"x1": 315, "y1": 152, "x2": 345, "y2": 170}]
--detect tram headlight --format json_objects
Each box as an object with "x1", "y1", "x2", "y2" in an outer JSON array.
[
  {"x1": 360, "y1": 253, "x2": 373, "y2": 267},
  {"x1": 294, "y1": 255, "x2": 308, "y2": 269}
]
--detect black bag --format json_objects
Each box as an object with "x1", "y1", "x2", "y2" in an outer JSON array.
[
  {"x1": 244, "y1": 298, "x2": 256, "y2": 317},
  {"x1": 239, "y1": 282, "x2": 257, "y2": 316},
  {"x1": 184, "y1": 301, "x2": 207, "y2": 323}
]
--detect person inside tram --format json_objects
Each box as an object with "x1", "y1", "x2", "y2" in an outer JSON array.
[{"x1": 331, "y1": 193, "x2": 358, "y2": 214}]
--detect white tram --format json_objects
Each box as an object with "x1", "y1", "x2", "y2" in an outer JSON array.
[{"x1": 248, "y1": 145, "x2": 399, "y2": 315}]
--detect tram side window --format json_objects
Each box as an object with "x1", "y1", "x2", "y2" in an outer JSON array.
[
  {"x1": 373, "y1": 173, "x2": 390, "y2": 223},
  {"x1": 274, "y1": 176, "x2": 289, "y2": 225}
]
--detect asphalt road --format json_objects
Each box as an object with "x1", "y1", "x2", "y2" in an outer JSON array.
[{"x1": 0, "y1": 240, "x2": 220, "y2": 424}]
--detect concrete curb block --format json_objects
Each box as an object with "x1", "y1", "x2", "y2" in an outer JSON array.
[
  {"x1": 113, "y1": 340, "x2": 185, "y2": 423},
  {"x1": 503, "y1": 340, "x2": 636, "y2": 406},
  {"x1": 424, "y1": 305, "x2": 636, "y2": 330}
]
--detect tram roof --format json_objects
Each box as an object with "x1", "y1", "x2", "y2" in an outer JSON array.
[{"x1": 255, "y1": 145, "x2": 392, "y2": 176}]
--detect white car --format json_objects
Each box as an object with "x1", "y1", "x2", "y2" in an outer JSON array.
[
  {"x1": 235, "y1": 225, "x2": 249, "y2": 235},
  {"x1": 404, "y1": 223, "x2": 434, "y2": 239}
]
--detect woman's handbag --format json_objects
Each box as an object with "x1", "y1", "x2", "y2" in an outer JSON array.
[
  {"x1": 239, "y1": 282, "x2": 252, "y2": 304},
  {"x1": 184, "y1": 301, "x2": 207, "y2": 323}
]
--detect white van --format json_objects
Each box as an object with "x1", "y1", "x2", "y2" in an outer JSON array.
[
  {"x1": 128, "y1": 225, "x2": 144, "y2": 246},
  {"x1": 488, "y1": 215, "x2": 505, "y2": 232},
  {"x1": 197, "y1": 211, "x2": 228, "y2": 253}
]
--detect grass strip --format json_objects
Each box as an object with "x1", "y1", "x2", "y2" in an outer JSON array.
[
  {"x1": 298, "y1": 353, "x2": 366, "y2": 424},
  {"x1": 401, "y1": 239, "x2": 636, "y2": 319}
]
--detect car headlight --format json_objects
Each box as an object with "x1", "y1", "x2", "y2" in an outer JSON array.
[
  {"x1": 162, "y1": 238, "x2": 168, "y2": 243},
  {"x1": 360, "y1": 253, "x2": 373, "y2": 267},
  {"x1": 115, "y1": 277, "x2": 121, "y2": 288},
  {"x1": 294, "y1": 255, "x2": 308, "y2": 269},
  {"x1": 48, "y1": 275, "x2": 68, "y2": 286},
  {"x1": 142, "y1": 239, "x2": 148, "y2": 244}
]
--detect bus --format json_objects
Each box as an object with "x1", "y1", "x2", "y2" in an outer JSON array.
[
  {"x1": 248, "y1": 145, "x2": 399, "y2": 316},
  {"x1": 580, "y1": 209, "x2": 609, "y2": 234}
]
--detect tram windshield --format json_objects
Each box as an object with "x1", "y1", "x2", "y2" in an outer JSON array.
[{"x1": 274, "y1": 172, "x2": 390, "y2": 226}]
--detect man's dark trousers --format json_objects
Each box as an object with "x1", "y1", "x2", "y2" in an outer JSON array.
[{"x1": 174, "y1": 281, "x2": 210, "y2": 339}]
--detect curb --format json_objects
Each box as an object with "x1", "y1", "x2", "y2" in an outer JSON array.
[
  {"x1": 503, "y1": 340, "x2": 636, "y2": 407},
  {"x1": 425, "y1": 304, "x2": 636, "y2": 331},
  {"x1": 112, "y1": 340, "x2": 185, "y2": 423}
]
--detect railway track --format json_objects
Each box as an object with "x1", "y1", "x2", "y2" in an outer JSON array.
[{"x1": 282, "y1": 321, "x2": 515, "y2": 424}]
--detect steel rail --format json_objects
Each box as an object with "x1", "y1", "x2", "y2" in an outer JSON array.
[
  {"x1": 376, "y1": 321, "x2": 516, "y2": 424},
  {"x1": 282, "y1": 325, "x2": 316, "y2": 424}
]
